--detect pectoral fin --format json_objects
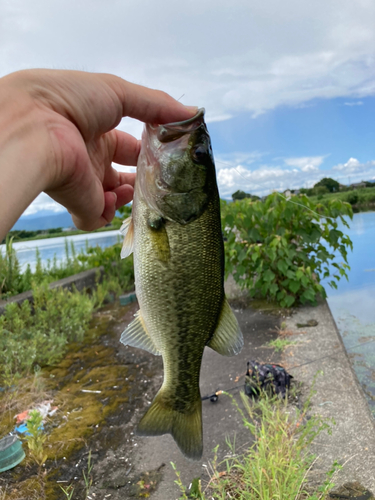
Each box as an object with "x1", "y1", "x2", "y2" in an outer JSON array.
[
  {"x1": 207, "y1": 298, "x2": 243, "y2": 356},
  {"x1": 120, "y1": 216, "x2": 134, "y2": 259},
  {"x1": 120, "y1": 311, "x2": 161, "y2": 356}
]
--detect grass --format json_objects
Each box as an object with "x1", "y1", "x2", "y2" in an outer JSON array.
[
  {"x1": 309, "y1": 186, "x2": 375, "y2": 209},
  {"x1": 266, "y1": 337, "x2": 297, "y2": 352},
  {"x1": 60, "y1": 451, "x2": 93, "y2": 500},
  {"x1": 173, "y1": 381, "x2": 340, "y2": 500}
]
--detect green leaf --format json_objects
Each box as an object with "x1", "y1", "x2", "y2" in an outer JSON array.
[
  {"x1": 301, "y1": 289, "x2": 316, "y2": 303},
  {"x1": 225, "y1": 214, "x2": 234, "y2": 226},
  {"x1": 277, "y1": 260, "x2": 288, "y2": 275},
  {"x1": 251, "y1": 251, "x2": 259, "y2": 262},
  {"x1": 263, "y1": 269, "x2": 276, "y2": 282},
  {"x1": 284, "y1": 295, "x2": 295, "y2": 308},
  {"x1": 286, "y1": 270, "x2": 296, "y2": 279},
  {"x1": 288, "y1": 280, "x2": 301, "y2": 294},
  {"x1": 269, "y1": 283, "x2": 279, "y2": 295}
]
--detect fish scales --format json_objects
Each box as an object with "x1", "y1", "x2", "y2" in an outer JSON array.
[
  {"x1": 135, "y1": 195, "x2": 224, "y2": 412},
  {"x1": 120, "y1": 109, "x2": 243, "y2": 460}
]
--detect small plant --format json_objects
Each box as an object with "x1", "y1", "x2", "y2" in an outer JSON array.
[
  {"x1": 83, "y1": 451, "x2": 93, "y2": 499},
  {"x1": 267, "y1": 337, "x2": 296, "y2": 352},
  {"x1": 171, "y1": 462, "x2": 189, "y2": 500},
  {"x1": 24, "y1": 410, "x2": 47, "y2": 467},
  {"x1": 0, "y1": 236, "x2": 23, "y2": 299},
  {"x1": 222, "y1": 193, "x2": 353, "y2": 307},
  {"x1": 60, "y1": 484, "x2": 74, "y2": 500}
]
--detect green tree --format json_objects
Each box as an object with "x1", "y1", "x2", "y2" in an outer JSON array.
[
  {"x1": 232, "y1": 190, "x2": 250, "y2": 201},
  {"x1": 314, "y1": 177, "x2": 340, "y2": 193}
]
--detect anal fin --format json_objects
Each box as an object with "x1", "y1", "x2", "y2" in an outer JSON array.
[
  {"x1": 120, "y1": 310, "x2": 161, "y2": 356},
  {"x1": 207, "y1": 298, "x2": 243, "y2": 356}
]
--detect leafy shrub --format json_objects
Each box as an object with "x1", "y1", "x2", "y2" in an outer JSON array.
[
  {"x1": 346, "y1": 192, "x2": 358, "y2": 205},
  {"x1": 222, "y1": 193, "x2": 353, "y2": 308},
  {"x1": 0, "y1": 281, "x2": 94, "y2": 382}
]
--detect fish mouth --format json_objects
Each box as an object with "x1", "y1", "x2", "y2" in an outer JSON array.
[{"x1": 156, "y1": 108, "x2": 206, "y2": 143}]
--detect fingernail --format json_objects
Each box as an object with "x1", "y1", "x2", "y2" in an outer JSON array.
[{"x1": 184, "y1": 105, "x2": 199, "y2": 113}]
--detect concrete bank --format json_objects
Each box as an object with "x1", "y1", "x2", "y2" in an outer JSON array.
[{"x1": 284, "y1": 301, "x2": 375, "y2": 492}]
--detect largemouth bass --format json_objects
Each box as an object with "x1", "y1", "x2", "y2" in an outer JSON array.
[{"x1": 119, "y1": 109, "x2": 243, "y2": 460}]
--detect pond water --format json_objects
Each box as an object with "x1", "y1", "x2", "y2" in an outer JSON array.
[
  {"x1": 0, "y1": 230, "x2": 121, "y2": 271},
  {"x1": 325, "y1": 211, "x2": 375, "y2": 415}
]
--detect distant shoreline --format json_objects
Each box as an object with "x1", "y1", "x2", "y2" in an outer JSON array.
[{"x1": 2, "y1": 224, "x2": 121, "y2": 244}]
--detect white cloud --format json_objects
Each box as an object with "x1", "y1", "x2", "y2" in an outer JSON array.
[
  {"x1": 344, "y1": 101, "x2": 364, "y2": 106},
  {"x1": 216, "y1": 156, "x2": 375, "y2": 198},
  {"x1": 333, "y1": 157, "x2": 362, "y2": 171},
  {"x1": 284, "y1": 156, "x2": 326, "y2": 169},
  {"x1": 0, "y1": 0, "x2": 374, "y2": 121},
  {"x1": 301, "y1": 164, "x2": 319, "y2": 173},
  {"x1": 23, "y1": 193, "x2": 65, "y2": 216}
]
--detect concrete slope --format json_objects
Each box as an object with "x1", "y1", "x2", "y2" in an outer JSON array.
[{"x1": 284, "y1": 301, "x2": 375, "y2": 493}]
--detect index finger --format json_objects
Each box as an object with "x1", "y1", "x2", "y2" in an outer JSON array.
[{"x1": 102, "y1": 74, "x2": 198, "y2": 125}]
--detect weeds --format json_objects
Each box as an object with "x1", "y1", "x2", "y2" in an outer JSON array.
[
  {"x1": 60, "y1": 484, "x2": 74, "y2": 500},
  {"x1": 173, "y1": 381, "x2": 339, "y2": 499},
  {"x1": 82, "y1": 451, "x2": 93, "y2": 498},
  {"x1": 0, "y1": 280, "x2": 94, "y2": 383},
  {"x1": 266, "y1": 337, "x2": 296, "y2": 352},
  {"x1": 60, "y1": 451, "x2": 94, "y2": 500}
]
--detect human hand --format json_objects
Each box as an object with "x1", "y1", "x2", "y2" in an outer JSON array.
[{"x1": 0, "y1": 69, "x2": 196, "y2": 234}]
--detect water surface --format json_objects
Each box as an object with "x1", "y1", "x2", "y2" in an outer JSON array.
[
  {"x1": 325, "y1": 211, "x2": 375, "y2": 414},
  {"x1": 1, "y1": 230, "x2": 121, "y2": 271}
]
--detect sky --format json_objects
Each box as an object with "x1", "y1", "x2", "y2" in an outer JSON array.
[{"x1": 1, "y1": 0, "x2": 375, "y2": 214}]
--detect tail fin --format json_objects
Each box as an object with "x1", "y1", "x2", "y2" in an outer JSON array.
[{"x1": 136, "y1": 389, "x2": 203, "y2": 461}]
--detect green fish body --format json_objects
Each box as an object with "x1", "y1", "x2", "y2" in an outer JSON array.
[{"x1": 120, "y1": 109, "x2": 243, "y2": 460}]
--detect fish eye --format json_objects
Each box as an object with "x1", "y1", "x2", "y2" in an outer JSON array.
[{"x1": 192, "y1": 144, "x2": 208, "y2": 163}]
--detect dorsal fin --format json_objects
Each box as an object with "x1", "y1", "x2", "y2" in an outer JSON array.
[
  {"x1": 120, "y1": 216, "x2": 134, "y2": 259},
  {"x1": 207, "y1": 298, "x2": 243, "y2": 356},
  {"x1": 120, "y1": 310, "x2": 161, "y2": 356}
]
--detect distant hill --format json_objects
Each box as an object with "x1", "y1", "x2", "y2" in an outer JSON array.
[{"x1": 13, "y1": 211, "x2": 75, "y2": 231}]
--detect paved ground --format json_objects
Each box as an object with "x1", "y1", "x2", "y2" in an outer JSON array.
[{"x1": 91, "y1": 279, "x2": 375, "y2": 499}]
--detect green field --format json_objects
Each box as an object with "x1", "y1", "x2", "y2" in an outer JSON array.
[{"x1": 308, "y1": 186, "x2": 375, "y2": 210}]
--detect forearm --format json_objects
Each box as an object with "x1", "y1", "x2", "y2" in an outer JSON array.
[
  {"x1": 0, "y1": 149, "x2": 47, "y2": 242},
  {"x1": 0, "y1": 77, "x2": 49, "y2": 241}
]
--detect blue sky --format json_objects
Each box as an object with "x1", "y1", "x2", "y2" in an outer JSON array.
[
  {"x1": 210, "y1": 95, "x2": 375, "y2": 197},
  {"x1": 1, "y1": 0, "x2": 375, "y2": 214}
]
